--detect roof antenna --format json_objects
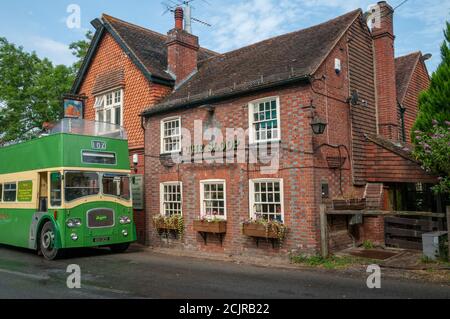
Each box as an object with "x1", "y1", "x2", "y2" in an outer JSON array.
[{"x1": 162, "y1": 0, "x2": 211, "y2": 33}]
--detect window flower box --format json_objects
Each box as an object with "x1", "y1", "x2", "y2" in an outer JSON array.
[
  {"x1": 193, "y1": 219, "x2": 227, "y2": 234},
  {"x1": 193, "y1": 218, "x2": 227, "y2": 245},
  {"x1": 242, "y1": 222, "x2": 279, "y2": 239},
  {"x1": 242, "y1": 219, "x2": 287, "y2": 248},
  {"x1": 152, "y1": 214, "x2": 184, "y2": 236}
]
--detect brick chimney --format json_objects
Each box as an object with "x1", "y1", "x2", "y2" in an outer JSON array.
[
  {"x1": 371, "y1": 1, "x2": 398, "y2": 140},
  {"x1": 167, "y1": 7, "x2": 199, "y2": 86}
]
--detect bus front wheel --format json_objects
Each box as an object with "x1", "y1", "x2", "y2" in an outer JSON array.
[
  {"x1": 110, "y1": 243, "x2": 130, "y2": 254},
  {"x1": 40, "y1": 221, "x2": 60, "y2": 260}
]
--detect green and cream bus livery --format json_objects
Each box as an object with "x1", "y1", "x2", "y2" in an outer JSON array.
[{"x1": 0, "y1": 119, "x2": 136, "y2": 259}]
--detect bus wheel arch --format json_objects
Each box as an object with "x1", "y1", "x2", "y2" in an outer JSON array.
[{"x1": 37, "y1": 219, "x2": 62, "y2": 260}]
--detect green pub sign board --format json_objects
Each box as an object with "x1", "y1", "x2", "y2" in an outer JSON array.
[
  {"x1": 131, "y1": 175, "x2": 144, "y2": 210},
  {"x1": 17, "y1": 181, "x2": 33, "y2": 202}
]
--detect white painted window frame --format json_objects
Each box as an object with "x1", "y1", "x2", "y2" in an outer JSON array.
[
  {"x1": 199, "y1": 179, "x2": 227, "y2": 220},
  {"x1": 249, "y1": 178, "x2": 284, "y2": 222},
  {"x1": 159, "y1": 181, "x2": 183, "y2": 216},
  {"x1": 94, "y1": 88, "x2": 124, "y2": 127},
  {"x1": 248, "y1": 96, "x2": 281, "y2": 144},
  {"x1": 160, "y1": 116, "x2": 182, "y2": 154}
]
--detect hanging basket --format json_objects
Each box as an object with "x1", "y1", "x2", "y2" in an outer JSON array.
[{"x1": 326, "y1": 156, "x2": 346, "y2": 169}]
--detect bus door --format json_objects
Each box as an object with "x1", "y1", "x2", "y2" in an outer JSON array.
[{"x1": 38, "y1": 172, "x2": 48, "y2": 212}]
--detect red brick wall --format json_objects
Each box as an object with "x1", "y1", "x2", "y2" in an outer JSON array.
[
  {"x1": 167, "y1": 29, "x2": 199, "y2": 85},
  {"x1": 143, "y1": 29, "x2": 372, "y2": 256},
  {"x1": 77, "y1": 32, "x2": 172, "y2": 150},
  {"x1": 145, "y1": 84, "x2": 323, "y2": 255},
  {"x1": 372, "y1": 2, "x2": 399, "y2": 140},
  {"x1": 76, "y1": 31, "x2": 172, "y2": 243},
  {"x1": 401, "y1": 61, "x2": 430, "y2": 143}
]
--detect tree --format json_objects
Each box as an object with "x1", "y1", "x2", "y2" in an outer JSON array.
[
  {"x1": 69, "y1": 30, "x2": 93, "y2": 73},
  {"x1": 413, "y1": 22, "x2": 450, "y2": 194},
  {"x1": 0, "y1": 38, "x2": 74, "y2": 144}
]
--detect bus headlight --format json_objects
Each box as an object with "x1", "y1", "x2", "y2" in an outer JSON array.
[
  {"x1": 71, "y1": 233, "x2": 78, "y2": 241},
  {"x1": 67, "y1": 218, "x2": 82, "y2": 228},
  {"x1": 122, "y1": 230, "x2": 128, "y2": 237},
  {"x1": 119, "y1": 216, "x2": 131, "y2": 224}
]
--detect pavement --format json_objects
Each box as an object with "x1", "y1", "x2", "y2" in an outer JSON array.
[{"x1": 0, "y1": 244, "x2": 449, "y2": 299}]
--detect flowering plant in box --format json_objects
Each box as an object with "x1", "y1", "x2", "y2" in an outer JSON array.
[{"x1": 242, "y1": 215, "x2": 287, "y2": 246}]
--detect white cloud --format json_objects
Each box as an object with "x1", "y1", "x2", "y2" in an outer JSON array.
[
  {"x1": 29, "y1": 36, "x2": 75, "y2": 66},
  {"x1": 202, "y1": 0, "x2": 374, "y2": 53}
]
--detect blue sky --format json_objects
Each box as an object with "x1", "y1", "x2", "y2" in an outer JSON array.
[{"x1": 0, "y1": 0, "x2": 449, "y2": 72}]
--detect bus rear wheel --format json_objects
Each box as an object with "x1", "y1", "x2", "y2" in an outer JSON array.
[
  {"x1": 110, "y1": 243, "x2": 130, "y2": 254},
  {"x1": 40, "y1": 221, "x2": 60, "y2": 260}
]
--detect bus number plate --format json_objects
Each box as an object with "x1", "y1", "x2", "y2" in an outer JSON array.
[{"x1": 93, "y1": 237, "x2": 110, "y2": 243}]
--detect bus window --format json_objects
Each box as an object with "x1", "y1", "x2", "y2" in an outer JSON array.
[
  {"x1": 65, "y1": 172, "x2": 100, "y2": 202},
  {"x1": 50, "y1": 172, "x2": 62, "y2": 207},
  {"x1": 0, "y1": 184, "x2": 2, "y2": 202},
  {"x1": 102, "y1": 174, "x2": 131, "y2": 200},
  {"x1": 4, "y1": 183, "x2": 17, "y2": 202},
  {"x1": 82, "y1": 151, "x2": 116, "y2": 165}
]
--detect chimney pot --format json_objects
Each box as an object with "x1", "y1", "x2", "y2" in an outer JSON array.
[{"x1": 174, "y1": 7, "x2": 184, "y2": 30}]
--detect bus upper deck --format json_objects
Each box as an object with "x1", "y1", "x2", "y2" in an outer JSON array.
[{"x1": 0, "y1": 119, "x2": 136, "y2": 259}]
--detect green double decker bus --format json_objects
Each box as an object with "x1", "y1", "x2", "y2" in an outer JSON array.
[{"x1": 0, "y1": 119, "x2": 136, "y2": 259}]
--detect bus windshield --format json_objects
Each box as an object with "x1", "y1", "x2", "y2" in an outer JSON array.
[
  {"x1": 65, "y1": 172, "x2": 100, "y2": 202},
  {"x1": 64, "y1": 171, "x2": 130, "y2": 202},
  {"x1": 102, "y1": 173, "x2": 130, "y2": 200}
]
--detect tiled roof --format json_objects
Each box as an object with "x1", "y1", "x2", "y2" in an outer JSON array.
[
  {"x1": 102, "y1": 14, "x2": 218, "y2": 82},
  {"x1": 142, "y1": 9, "x2": 362, "y2": 116},
  {"x1": 365, "y1": 133, "x2": 418, "y2": 163},
  {"x1": 92, "y1": 68, "x2": 124, "y2": 94},
  {"x1": 71, "y1": 14, "x2": 218, "y2": 93},
  {"x1": 395, "y1": 52, "x2": 421, "y2": 103}
]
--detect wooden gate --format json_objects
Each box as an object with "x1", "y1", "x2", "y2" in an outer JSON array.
[{"x1": 384, "y1": 215, "x2": 445, "y2": 250}]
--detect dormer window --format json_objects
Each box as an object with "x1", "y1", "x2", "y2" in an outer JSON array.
[{"x1": 95, "y1": 89, "x2": 123, "y2": 126}]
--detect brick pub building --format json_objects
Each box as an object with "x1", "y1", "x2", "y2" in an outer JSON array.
[{"x1": 73, "y1": 1, "x2": 443, "y2": 256}]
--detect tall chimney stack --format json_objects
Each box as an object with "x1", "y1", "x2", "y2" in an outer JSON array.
[
  {"x1": 167, "y1": 7, "x2": 199, "y2": 86},
  {"x1": 371, "y1": 1, "x2": 398, "y2": 140}
]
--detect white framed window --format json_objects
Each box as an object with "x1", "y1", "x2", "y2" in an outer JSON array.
[
  {"x1": 200, "y1": 180, "x2": 226, "y2": 219},
  {"x1": 95, "y1": 89, "x2": 123, "y2": 126},
  {"x1": 160, "y1": 117, "x2": 181, "y2": 154},
  {"x1": 248, "y1": 97, "x2": 281, "y2": 144},
  {"x1": 160, "y1": 182, "x2": 182, "y2": 216},
  {"x1": 249, "y1": 179, "x2": 284, "y2": 222}
]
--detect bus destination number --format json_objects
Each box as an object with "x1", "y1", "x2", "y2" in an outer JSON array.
[{"x1": 92, "y1": 141, "x2": 107, "y2": 150}]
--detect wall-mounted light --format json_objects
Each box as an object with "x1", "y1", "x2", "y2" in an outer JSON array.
[
  {"x1": 311, "y1": 115, "x2": 328, "y2": 135},
  {"x1": 305, "y1": 100, "x2": 328, "y2": 135},
  {"x1": 132, "y1": 154, "x2": 139, "y2": 173}
]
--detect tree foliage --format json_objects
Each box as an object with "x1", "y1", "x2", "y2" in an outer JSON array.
[
  {"x1": 69, "y1": 30, "x2": 93, "y2": 73},
  {"x1": 0, "y1": 38, "x2": 74, "y2": 144},
  {"x1": 0, "y1": 30, "x2": 92, "y2": 145},
  {"x1": 413, "y1": 22, "x2": 450, "y2": 194}
]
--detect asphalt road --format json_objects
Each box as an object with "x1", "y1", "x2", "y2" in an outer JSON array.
[{"x1": 0, "y1": 244, "x2": 448, "y2": 299}]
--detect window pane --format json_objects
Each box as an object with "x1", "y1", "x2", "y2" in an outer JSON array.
[
  {"x1": 102, "y1": 174, "x2": 130, "y2": 200},
  {"x1": 162, "y1": 182, "x2": 182, "y2": 216},
  {"x1": 65, "y1": 172, "x2": 99, "y2": 202},
  {"x1": 115, "y1": 107, "x2": 121, "y2": 126},
  {"x1": 253, "y1": 181, "x2": 282, "y2": 221},
  {"x1": 3, "y1": 183, "x2": 16, "y2": 202},
  {"x1": 106, "y1": 109, "x2": 111, "y2": 124},
  {"x1": 50, "y1": 172, "x2": 62, "y2": 206}
]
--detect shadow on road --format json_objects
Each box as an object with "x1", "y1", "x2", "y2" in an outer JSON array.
[{"x1": 0, "y1": 243, "x2": 145, "y2": 261}]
